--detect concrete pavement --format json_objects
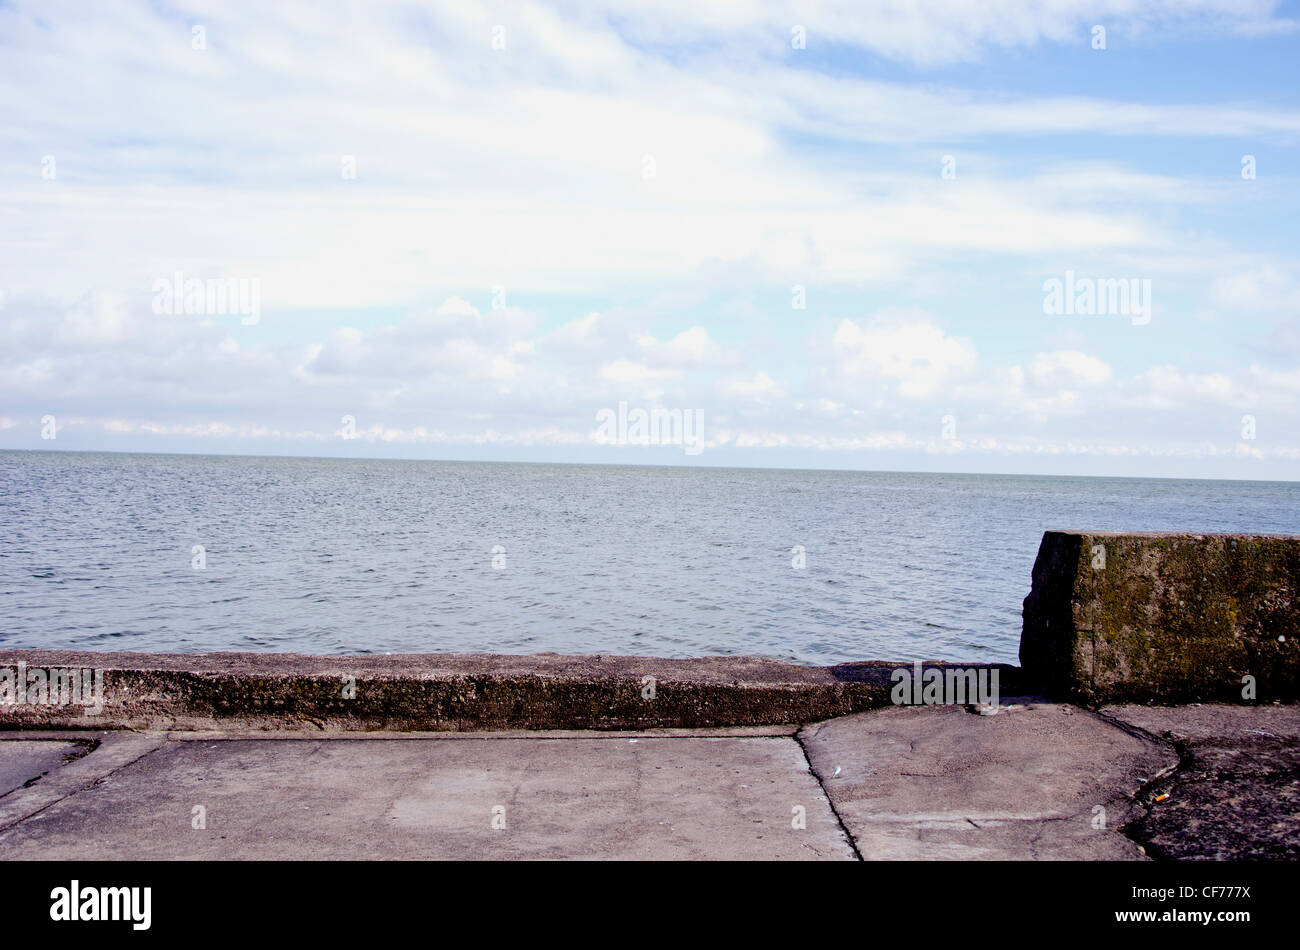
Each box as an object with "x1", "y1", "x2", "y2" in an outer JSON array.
[
  {"x1": 7, "y1": 698, "x2": 1283, "y2": 860},
  {"x1": 0, "y1": 728, "x2": 856, "y2": 860},
  {"x1": 1099, "y1": 704, "x2": 1300, "y2": 860},
  {"x1": 0, "y1": 739, "x2": 86, "y2": 798},
  {"x1": 799, "y1": 700, "x2": 1175, "y2": 860}
]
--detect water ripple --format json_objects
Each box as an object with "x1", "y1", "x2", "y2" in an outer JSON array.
[{"x1": 1, "y1": 452, "x2": 1297, "y2": 664}]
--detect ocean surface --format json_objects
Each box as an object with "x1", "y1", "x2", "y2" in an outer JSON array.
[{"x1": 1, "y1": 451, "x2": 1297, "y2": 664}]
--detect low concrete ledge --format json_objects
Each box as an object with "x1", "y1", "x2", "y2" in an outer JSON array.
[
  {"x1": 0, "y1": 650, "x2": 1023, "y2": 732},
  {"x1": 1021, "y1": 531, "x2": 1300, "y2": 704}
]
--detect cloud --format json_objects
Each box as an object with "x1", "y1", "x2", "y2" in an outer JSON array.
[
  {"x1": 4, "y1": 291, "x2": 1300, "y2": 467},
  {"x1": 721, "y1": 371, "x2": 785, "y2": 402},
  {"x1": 300, "y1": 298, "x2": 537, "y2": 384},
  {"x1": 1027, "y1": 350, "x2": 1113, "y2": 389},
  {"x1": 634, "y1": 326, "x2": 734, "y2": 368},
  {"x1": 2, "y1": 2, "x2": 1298, "y2": 475},
  {"x1": 3, "y1": 0, "x2": 1291, "y2": 309},
  {"x1": 828, "y1": 312, "x2": 978, "y2": 399},
  {"x1": 1122, "y1": 365, "x2": 1249, "y2": 410},
  {"x1": 572, "y1": 0, "x2": 1295, "y2": 67},
  {"x1": 1211, "y1": 265, "x2": 1300, "y2": 312},
  {"x1": 597, "y1": 359, "x2": 681, "y2": 385}
]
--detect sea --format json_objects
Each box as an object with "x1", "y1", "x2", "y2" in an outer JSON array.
[{"x1": 2, "y1": 450, "x2": 1297, "y2": 665}]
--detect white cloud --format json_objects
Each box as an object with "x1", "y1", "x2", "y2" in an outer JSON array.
[
  {"x1": 3, "y1": 0, "x2": 1290, "y2": 309},
  {"x1": 3, "y1": 289, "x2": 1299, "y2": 467},
  {"x1": 1211, "y1": 265, "x2": 1300, "y2": 311},
  {"x1": 721, "y1": 371, "x2": 785, "y2": 402},
  {"x1": 1123, "y1": 365, "x2": 1249, "y2": 410},
  {"x1": 597, "y1": 359, "x2": 680, "y2": 385},
  {"x1": 574, "y1": 0, "x2": 1294, "y2": 67},
  {"x1": 2, "y1": 2, "x2": 1299, "y2": 476},
  {"x1": 1027, "y1": 351, "x2": 1113, "y2": 389},
  {"x1": 635, "y1": 326, "x2": 732, "y2": 368},
  {"x1": 300, "y1": 299, "x2": 537, "y2": 384},
  {"x1": 829, "y1": 312, "x2": 978, "y2": 399}
]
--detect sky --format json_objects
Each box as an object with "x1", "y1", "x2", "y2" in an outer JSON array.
[{"x1": 1, "y1": 0, "x2": 1299, "y2": 479}]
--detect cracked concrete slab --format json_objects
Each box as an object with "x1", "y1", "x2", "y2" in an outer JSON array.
[
  {"x1": 0, "y1": 740, "x2": 85, "y2": 797},
  {"x1": 1100, "y1": 704, "x2": 1300, "y2": 860},
  {"x1": 5, "y1": 704, "x2": 1285, "y2": 860},
  {"x1": 799, "y1": 700, "x2": 1177, "y2": 860},
  {"x1": 0, "y1": 733, "x2": 853, "y2": 860}
]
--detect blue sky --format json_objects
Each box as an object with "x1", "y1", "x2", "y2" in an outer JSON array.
[{"x1": 2, "y1": 0, "x2": 1299, "y2": 478}]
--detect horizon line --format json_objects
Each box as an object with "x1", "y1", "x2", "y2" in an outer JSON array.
[{"x1": 3, "y1": 445, "x2": 1296, "y2": 486}]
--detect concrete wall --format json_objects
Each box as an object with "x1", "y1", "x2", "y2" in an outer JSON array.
[
  {"x1": 0, "y1": 650, "x2": 1023, "y2": 731},
  {"x1": 1021, "y1": 531, "x2": 1300, "y2": 703}
]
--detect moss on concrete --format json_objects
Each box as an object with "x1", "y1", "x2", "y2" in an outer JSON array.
[{"x1": 1022, "y1": 531, "x2": 1300, "y2": 703}]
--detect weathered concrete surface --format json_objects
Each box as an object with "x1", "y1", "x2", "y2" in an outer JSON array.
[
  {"x1": 0, "y1": 731, "x2": 853, "y2": 860},
  {"x1": 1101, "y1": 702, "x2": 1300, "y2": 743},
  {"x1": 0, "y1": 740, "x2": 84, "y2": 797},
  {"x1": 4, "y1": 703, "x2": 1290, "y2": 860},
  {"x1": 0, "y1": 733, "x2": 165, "y2": 832},
  {"x1": 1100, "y1": 704, "x2": 1300, "y2": 860},
  {"x1": 1021, "y1": 531, "x2": 1300, "y2": 703},
  {"x1": 799, "y1": 700, "x2": 1177, "y2": 860},
  {"x1": 0, "y1": 650, "x2": 1022, "y2": 732}
]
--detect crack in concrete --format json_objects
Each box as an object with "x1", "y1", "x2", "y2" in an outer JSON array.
[
  {"x1": 0, "y1": 737, "x2": 98, "y2": 802},
  {"x1": 1089, "y1": 707, "x2": 1188, "y2": 860},
  {"x1": 792, "y1": 727, "x2": 862, "y2": 861},
  {"x1": 0, "y1": 737, "x2": 167, "y2": 834}
]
